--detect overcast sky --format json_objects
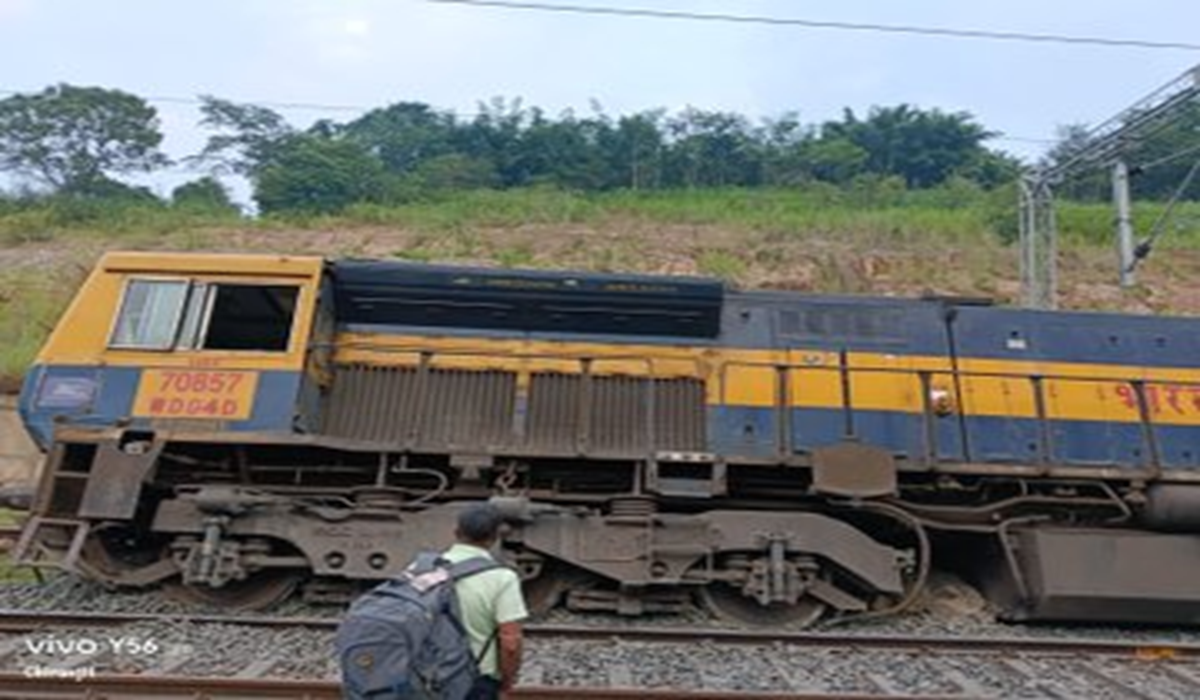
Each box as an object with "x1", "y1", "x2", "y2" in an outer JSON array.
[{"x1": 2, "y1": 0, "x2": 1199, "y2": 199}]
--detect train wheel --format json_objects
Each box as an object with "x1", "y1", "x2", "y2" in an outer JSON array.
[
  {"x1": 522, "y1": 565, "x2": 595, "y2": 618},
  {"x1": 698, "y1": 583, "x2": 827, "y2": 628},
  {"x1": 163, "y1": 572, "x2": 301, "y2": 611},
  {"x1": 73, "y1": 526, "x2": 174, "y2": 587}
]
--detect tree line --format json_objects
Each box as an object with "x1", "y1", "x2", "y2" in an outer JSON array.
[{"x1": 0, "y1": 84, "x2": 1195, "y2": 215}]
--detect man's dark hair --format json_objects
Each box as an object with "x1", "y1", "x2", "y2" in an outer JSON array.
[{"x1": 457, "y1": 503, "x2": 502, "y2": 545}]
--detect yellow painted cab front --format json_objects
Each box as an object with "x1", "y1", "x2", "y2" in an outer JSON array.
[{"x1": 19, "y1": 252, "x2": 324, "y2": 448}]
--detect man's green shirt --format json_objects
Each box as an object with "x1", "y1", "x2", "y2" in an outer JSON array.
[{"x1": 442, "y1": 543, "x2": 529, "y2": 678}]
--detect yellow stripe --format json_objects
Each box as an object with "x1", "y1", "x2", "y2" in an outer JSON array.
[
  {"x1": 100, "y1": 251, "x2": 323, "y2": 276},
  {"x1": 333, "y1": 332, "x2": 1200, "y2": 426}
]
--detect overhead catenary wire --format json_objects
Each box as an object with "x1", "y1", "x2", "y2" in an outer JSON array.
[
  {"x1": 427, "y1": 0, "x2": 1200, "y2": 51},
  {"x1": 1136, "y1": 142, "x2": 1200, "y2": 172},
  {"x1": 1128, "y1": 157, "x2": 1200, "y2": 272}
]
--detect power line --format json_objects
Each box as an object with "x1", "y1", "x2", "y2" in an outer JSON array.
[
  {"x1": 427, "y1": 0, "x2": 1200, "y2": 51},
  {"x1": 1137, "y1": 142, "x2": 1200, "y2": 171}
]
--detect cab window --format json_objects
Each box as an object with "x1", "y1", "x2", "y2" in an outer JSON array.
[
  {"x1": 111, "y1": 278, "x2": 299, "y2": 352},
  {"x1": 110, "y1": 279, "x2": 190, "y2": 349},
  {"x1": 201, "y1": 284, "x2": 298, "y2": 351}
]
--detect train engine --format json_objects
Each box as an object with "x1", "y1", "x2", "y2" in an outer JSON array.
[{"x1": 14, "y1": 251, "x2": 1200, "y2": 625}]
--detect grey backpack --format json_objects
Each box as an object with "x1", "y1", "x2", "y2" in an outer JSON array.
[{"x1": 336, "y1": 552, "x2": 501, "y2": 700}]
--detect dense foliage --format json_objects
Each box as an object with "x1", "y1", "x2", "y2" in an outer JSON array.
[
  {"x1": 0, "y1": 85, "x2": 169, "y2": 196},
  {"x1": 1, "y1": 83, "x2": 1197, "y2": 214}
]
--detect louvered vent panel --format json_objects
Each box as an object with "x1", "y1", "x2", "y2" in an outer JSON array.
[
  {"x1": 526, "y1": 374, "x2": 706, "y2": 455},
  {"x1": 524, "y1": 373, "x2": 582, "y2": 452},
  {"x1": 325, "y1": 365, "x2": 705, "y2": 455},
  {"x1": 322, "y1": 365, "x2": 515, "y2": 449}
]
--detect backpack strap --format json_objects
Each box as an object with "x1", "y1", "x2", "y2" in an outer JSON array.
[
  {"x1": 406, "y1": 551, "x2": 445, "y2": 575},
  {"x1": 445, "y1": 555, "x2": 502, "y2": 581},
  {"x1": 475, "y1": 628, "x2": 499, "y2": 666}
]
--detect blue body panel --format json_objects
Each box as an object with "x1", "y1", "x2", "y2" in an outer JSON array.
[
  {"x1": 20, "y1": 364, "x2": 301, "y2": 450},
  {"x1": 951, "y1": 306, "x2": 1200, "y2": 367},
  {"x1": 706, "y1": 405, "x2": 1199, "y2": 470}
]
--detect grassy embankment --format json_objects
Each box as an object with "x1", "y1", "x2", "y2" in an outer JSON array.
[
  {"x1": 0, "y1": 508, "x2": 34, "y2": 582},
  {"x1": 2, "y1": 185, "x2": 1199, "y2": 387}
]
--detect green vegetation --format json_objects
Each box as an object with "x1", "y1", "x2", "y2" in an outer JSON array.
[
  {"x1": 0, "y1": 84, "x2": 168, "y2": 195},
  {"x1": 1, "y1": 82, "x2": 1198, "y2": 386},
  {"x1": 0, "y1": 510, "x2": 34, "y2": 582},
  {"x1": 1, "y1": 184, "x2": 1198, "y2": 387},
  {"x1": 0, "y1": 267, "x2": 80, "y2": 382}
]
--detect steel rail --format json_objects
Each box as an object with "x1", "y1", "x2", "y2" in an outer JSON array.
[
  {"x1": 0, "y1": 608, "x2": 341, "y2": 633},
  {"x1": 1, "y1": 609, "x2": 1198, "y2": 660},
  {"x1": 0, "y1": 673, "x2": 337, "y2": 699},
  {"x1": 0, "y1": 673, "x2": 968, "y2": 700}
]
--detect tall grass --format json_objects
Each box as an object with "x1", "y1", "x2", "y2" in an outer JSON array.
[
  {"x1": 0, "y1": 267, "x2": 80, "y2": 382},
  {"x1": 1, "y1": 184, "x2": 1197, "y2": 385},
  {"x1": 333, "y1": 187, "x2": 603, "y2": 232},
  {"x1": 1057, "y1": 200, "x2": 1200, "y2": 248},
  {"x1": 0, "y1": 197, "x2": 243, "y2": 246}
]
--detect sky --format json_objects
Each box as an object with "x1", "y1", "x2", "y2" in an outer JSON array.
[{"x1": 2, "y1": 0, "x2": 1199, "y2": 201}]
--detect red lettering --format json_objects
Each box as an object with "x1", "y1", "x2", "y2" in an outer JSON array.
[
  {"x1": 167, "y1": 398, "x2": 184, "y2": 414},
  {"x1": 1115, "y1": 385, "x2": 1137, "y2": 409},
  {"x1": 221, "y1": 399, "x2": 238, "y2": 416},
  {"x1": 226, "y1": 373, "x2": 243, "y2": 393},
  {"x1": 1119, "y1": 383, "x2": 1200, "y2": 417},
  {"x1": 149, "y1": 397, "x2": 165, "y2": 413},
  {"x1": 1163, "y1": 385, "x2": 1184, "y2": 414},
  {"x1": 1146, "y1": 386, "x2": 1163, "y2": 413}
]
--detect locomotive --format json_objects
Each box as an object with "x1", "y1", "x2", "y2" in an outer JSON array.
[{"x1": 14, "y1": 251, "x2": 1200, "y2": 625}]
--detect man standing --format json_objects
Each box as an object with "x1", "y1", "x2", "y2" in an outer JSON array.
[{"x1": 441, "y1": 503, "x2": 529, "y2": 700}]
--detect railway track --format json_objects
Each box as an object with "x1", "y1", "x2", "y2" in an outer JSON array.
[
  {"x1": 1, "y1": 608, "x2": 1200, "y2": 658},
  {"x1": 3, "y1": 609, "x2": 1200, "y2": 697},
  {"x1": 0, "y1": 673, "x2": 952, "y2": 700}
]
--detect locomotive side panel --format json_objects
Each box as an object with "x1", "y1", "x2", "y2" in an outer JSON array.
[
  {"x1": 952, "y1": 306, "x2": 1200, "y2": 470},
  {"x1": 14, "y1": 251, "x2": 1200, "y2": 627}
]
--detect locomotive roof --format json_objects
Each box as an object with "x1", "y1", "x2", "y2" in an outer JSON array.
[{"x1": 330, "y1": 258, "x2": 726, "y2": 338}]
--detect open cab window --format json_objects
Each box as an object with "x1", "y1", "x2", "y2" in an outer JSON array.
[{"x1": 110, "y1": 278, "x2": 299, "y2": 352}]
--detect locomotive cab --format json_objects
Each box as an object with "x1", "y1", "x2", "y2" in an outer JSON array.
[{"x1": 20, "y1": 252, "x2": 325, "y2": 448}]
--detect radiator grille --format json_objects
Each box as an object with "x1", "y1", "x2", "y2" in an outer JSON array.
[
  {"x1": 322, "y1": 365, "x2": 515, "y2": 449},
  {"x1": 322, "y1": 364, "x2": 706, "y2": 455}
]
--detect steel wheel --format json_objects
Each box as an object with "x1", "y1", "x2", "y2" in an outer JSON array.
[
  {"x1": 698, "y1": 583, "x2": 827, "y2": 628},
  {"x1": 163, "y1": 572, "x2": 301, "y2": 611},
  {"x1": 522, "y1": 565, "x2": 595, "y2": 618}
]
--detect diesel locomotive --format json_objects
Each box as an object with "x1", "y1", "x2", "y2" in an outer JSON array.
[{"x1": 14, "y1": 251, "x2": 1200, "y2": 625}]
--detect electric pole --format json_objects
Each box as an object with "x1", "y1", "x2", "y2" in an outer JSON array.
[{"x1": 1019, "y1": 65, "x2": 1200, "y2": 308}]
